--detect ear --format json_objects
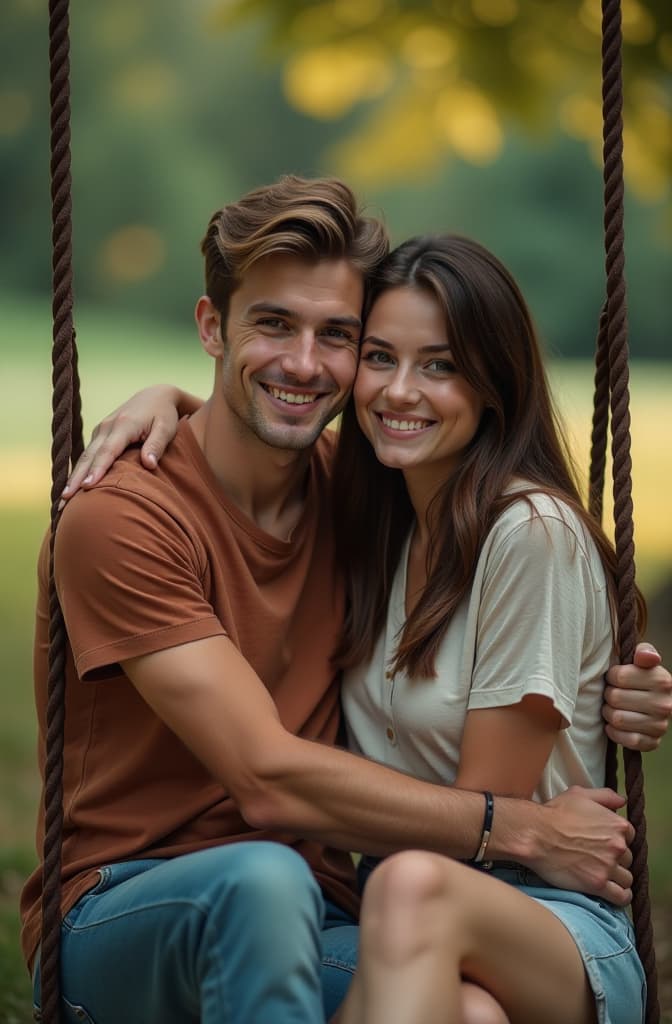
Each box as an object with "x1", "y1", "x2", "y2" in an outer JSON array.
[{"x1": 195, "y1": 296, "x2": 225, "y2": 358}]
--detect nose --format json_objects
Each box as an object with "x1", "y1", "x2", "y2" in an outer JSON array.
[
  {"x1": 279, "y1": 331, "x2": 322, "y2": 383},
  {"x1": 383, "y1": 365, "x2": 421, "y2": 407}
]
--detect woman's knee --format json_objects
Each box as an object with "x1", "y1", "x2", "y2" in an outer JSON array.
[
  {"x1": 363, "y1": 850, "x2": 463, "y2": 917},
  {"x1": 360, "y1": 851, "x2": 465, "y2": 962}
]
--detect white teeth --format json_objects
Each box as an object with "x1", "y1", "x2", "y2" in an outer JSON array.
[
  {"x1": 381, "y1": 416, "x2": 430, "y2": 432},
  {"x1": 268, "y1": 386, "x2": 316, "y2": 405}
]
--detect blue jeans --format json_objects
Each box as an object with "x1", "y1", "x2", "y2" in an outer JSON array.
[{"x1": 32, "y1": 842, "x2": 359, "y2": 1024}]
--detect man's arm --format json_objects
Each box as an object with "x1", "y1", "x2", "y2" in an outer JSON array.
[
  {"x1": 122, "y1": 634, "x2": 633, "y2": 905},
  {"x1": 60, "y1": 387, "x2": 672, "y2": 752}
]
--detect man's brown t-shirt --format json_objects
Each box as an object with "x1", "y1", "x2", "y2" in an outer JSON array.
[{"x1": 21, "y1": 420, "x2": 357, "y2": 969}]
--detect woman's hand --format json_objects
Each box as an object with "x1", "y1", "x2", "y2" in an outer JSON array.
[
  {"x1": 603, "y1": 643, "x2": 672, "y2": 752},
  {"x1": 62, "y1": 385, "x2": 202, "y2": 500}
]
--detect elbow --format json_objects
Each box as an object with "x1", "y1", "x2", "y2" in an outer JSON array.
[
  {"x1": 231, "y1": 738, "x2": 305, "y2": 832},
  {"x1": 238, "y1": 789, "x2": 290, "y2": 832}
]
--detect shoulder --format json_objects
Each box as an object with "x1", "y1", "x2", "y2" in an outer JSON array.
[
  {"x1": 489, "y1": 488, "x2": 591, "y2": 554},
  {"x1": 55, "y1": 438, "x2": 201, "y2": 577},
  {"x1": 479, "y1": 488, "x2": 609, "y2": 595}
]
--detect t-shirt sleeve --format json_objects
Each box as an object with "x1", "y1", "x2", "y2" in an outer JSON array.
[
  {"x1": 55, "y1": 482, "x2": 226, "y2": 680},
  {"x1": 467, "y1": 509, "x2": 600, "y2": 726}
]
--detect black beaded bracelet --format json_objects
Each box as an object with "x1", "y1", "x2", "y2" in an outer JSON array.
[{"x1": 473, "y1": 790, "x2": 494, "y2": 864}]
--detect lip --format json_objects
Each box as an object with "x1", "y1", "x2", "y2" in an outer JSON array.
[
  {"x1": 373, "y1": 410, "x2": 436, "y2": 438},
  {"x1": 259, "y1": 381, "x2": 328, "y2": 416}
]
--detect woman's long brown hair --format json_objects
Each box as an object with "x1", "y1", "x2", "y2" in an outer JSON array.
[{"x1": 332, "y1": 235, "x2": 645, "y2": 679}]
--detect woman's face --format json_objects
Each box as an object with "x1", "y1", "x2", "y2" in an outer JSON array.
[{"x1": 354, "y1": 286, "x2": 484, "y2": 480}]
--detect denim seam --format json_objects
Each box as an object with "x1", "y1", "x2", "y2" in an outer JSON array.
[
  {"x1": 321, "y1": 956, "x2": 356, "y2": 974},
  {"x1": 585, "y1": 942, "x2": 635, "y2": 962},
  {"x1": 63, "y1": 897, "x2": 211, "y2": 933},
  {"x1": 201, "y1": 904, "x2": 232, "y2": 1024}
]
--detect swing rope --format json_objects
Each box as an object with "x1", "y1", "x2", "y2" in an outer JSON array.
[
  {"x1": 40, "y1": 0, "x2": 660, "y2": 1020},
  {"x1": 587, "y1": 1, "x2": 659, "y2": 1019},
  {"x1": 41, "y1": 1, "x2": 82, "y2": 1019}
]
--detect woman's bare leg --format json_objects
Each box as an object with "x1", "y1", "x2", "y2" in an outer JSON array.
[
  {"x1": 339, "y1": 851, "x2": 597, "y2": 1024},
  {"x1": 335, "y1": 980, "x2": 509, "y2": 1024},
  {"x1": 461, "y1": 983, "x2": 511, "y2": 1024}
]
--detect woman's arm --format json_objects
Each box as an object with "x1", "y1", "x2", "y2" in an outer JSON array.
[
  {"x1": 62, "y1": 385, "x2": 202, "y2": 498},
  {"x1": 455, "y1": 696, "x2": 562, "y2": 799},
  {"x1": 455, "y1": 504, "x2": 599, "y2": 802}
]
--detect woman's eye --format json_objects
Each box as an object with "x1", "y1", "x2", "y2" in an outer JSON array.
[
  {"x1": 363, "y1": 350, "x2": 393, "y2": 365},
  {"x1": 427, "y1": 359, "x2": 456, "y2": 373}
]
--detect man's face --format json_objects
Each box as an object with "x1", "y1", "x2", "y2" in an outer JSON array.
[{"x1": 207, "y1": 256, "x2": 364, "y2": 451}]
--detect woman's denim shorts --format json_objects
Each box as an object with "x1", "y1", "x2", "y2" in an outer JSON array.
[
  {"x1": 359, "y1": 857, "x2": 646, "y2": 1024},
  {"x1": 485, "y1": 864, "x2": 646, "y2": 1024}
]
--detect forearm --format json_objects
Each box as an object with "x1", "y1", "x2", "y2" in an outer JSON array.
[
  {"x1": 241, "y1": 731, "x2": 537, "y2": 863},
  {"x1": 241, "y1": 732, "x2": 635, "y2": 905},
  {"x1": 124, "y1": 638, "x2": 591, "y2": 882}
]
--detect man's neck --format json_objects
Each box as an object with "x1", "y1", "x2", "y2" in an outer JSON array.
[{"x1": 189, "y1": 397, "x2": 315, "y2": 542}]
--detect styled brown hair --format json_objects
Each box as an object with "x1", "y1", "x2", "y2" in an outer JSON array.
[
  {"x1": 200, "y1": 175, "x2": 389, "y2": 320},
  {"x1": 333, "y1": 234, "x2": 645, "y2": 678}
]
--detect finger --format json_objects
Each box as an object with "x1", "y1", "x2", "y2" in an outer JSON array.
[
  {"x1": 599, "y1": 880, "x2": 632, "y2": 908},
  {"x1": 82, "y1": 434, "x2": 137, "y2": 484},
  {"x1": 606, "y1": 661, "x2": 670, "y2": 691},
  {"x1": 609, "y1": 863, "x2": 634, "y2": 892},
  {"x1": 632, "y1": 642, "x2": 661, "y2": 667},
  {"x1": 64, "y1": 428, "x2": 138, "y2": 497},
  {"x1": 618, "y1": 846, "x2": 633, "y2": 870},
  {"x1": 62, "y1": 450, "x2": 97, "y2": 499},
  {"x1": 139, "y1": 417, "x2": 175, "y2": 469},
  {"x1": 603, "y1": 687, "x2": 672, "y2": 725},
  {"x1": 579, "y1": 787, "x2": 626, "y2": 811},
  {"x1": 604, "y1": 724, "x2": 661, "y2": 752}
]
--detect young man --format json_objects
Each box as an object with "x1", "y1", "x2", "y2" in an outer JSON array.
[{"x1": 24, "y1": 177, "x2": 671, "y2": 1024}]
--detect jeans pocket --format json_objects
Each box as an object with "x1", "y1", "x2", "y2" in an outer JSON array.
[{"x1": 33, "y1": 998, "x2": 98, "y2": 1024}]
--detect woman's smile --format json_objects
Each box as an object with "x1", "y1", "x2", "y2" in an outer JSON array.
[{"x1": 354, "y1": 285, "x2": 484, "y2": 479}]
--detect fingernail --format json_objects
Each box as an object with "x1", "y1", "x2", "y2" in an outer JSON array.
[
  {"x1": 640, "y1": 643, "x2": 656, "y2": 653},
  {"x1": 83, "y1": 474, "x2": 93, "y2": 485},
  {"x1": 57, "y1": 499, "x2": 65, "y2": 512},
  {"x1": 62, "y1": 485, "x2": 71, "y2": 495},
  {"x1": 147, "y1": 453, "x2": 157, "y2": 467}
]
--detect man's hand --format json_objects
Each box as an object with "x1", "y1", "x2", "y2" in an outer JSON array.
[
  {"x1": 604, "y1": 642, "x2": 672, "y2": 752},
  {"x1": 61, "y1": 385, "x2": 201, "y2": 501},
  {"x1": 527, "y1": 787, "x2": 634, "y2": 905}
]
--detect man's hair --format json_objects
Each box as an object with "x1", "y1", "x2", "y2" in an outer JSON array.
[{"x1": 200, "y1": 176, "x2": 389, "y2": 319}]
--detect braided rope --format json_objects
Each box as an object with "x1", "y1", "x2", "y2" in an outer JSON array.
[
  {"x1": 593, "y1": 1, "x2": 659, "y2": 1019},
  {"x1": 589, "y1": 307, "x2": 619, "y2": 792},
  {"x1": 42, "y1": 0, "x2": 83, "y2": 1019},
  {"x1": 39, "y1": 0, "x2": 659, "y2": 1019}
]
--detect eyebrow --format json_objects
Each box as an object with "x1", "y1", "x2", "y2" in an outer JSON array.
[
  {"x1": 362, "y1": 336, "x2": 451, "y2": 354},
  {"x1": 247, "y1": 302, "x2": 362, "y2": 330}
]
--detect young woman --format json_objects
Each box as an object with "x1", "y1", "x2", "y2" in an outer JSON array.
[
  {"x1": 327, "y1": 234, "x2": 645, "y2": 1023},
  {"x1": 64, "y1": 235, "x2": 658, "y2": 1023}
]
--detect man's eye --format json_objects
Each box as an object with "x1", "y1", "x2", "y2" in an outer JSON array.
[
  {"x1": 258, "y1": 318, "x2": 286, "y2": 329},
  {"x1": 322, "y1": 327, "x2": 354, "y2": 342}
]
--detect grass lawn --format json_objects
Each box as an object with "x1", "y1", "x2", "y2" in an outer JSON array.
[{"x1": 1, "y1": 296, "x2": 671, "y2": 1020}]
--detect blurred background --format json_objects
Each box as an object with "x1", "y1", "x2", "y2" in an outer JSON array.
[{"x1": 1, "y1": 0, "x2": 670, "y2": 1019}]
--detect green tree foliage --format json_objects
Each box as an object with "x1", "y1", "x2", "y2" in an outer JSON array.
[
  {"x1": 215, "y1": 0, "x2": 671, "y2": 201},
  {"x1": 1, "y1": 0, "x2": 669, "y2": 355}
]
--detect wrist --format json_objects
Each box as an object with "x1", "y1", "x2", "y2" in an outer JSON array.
[{"x1": 484, "y1": 795, "x2": 544, "y2": 866}]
